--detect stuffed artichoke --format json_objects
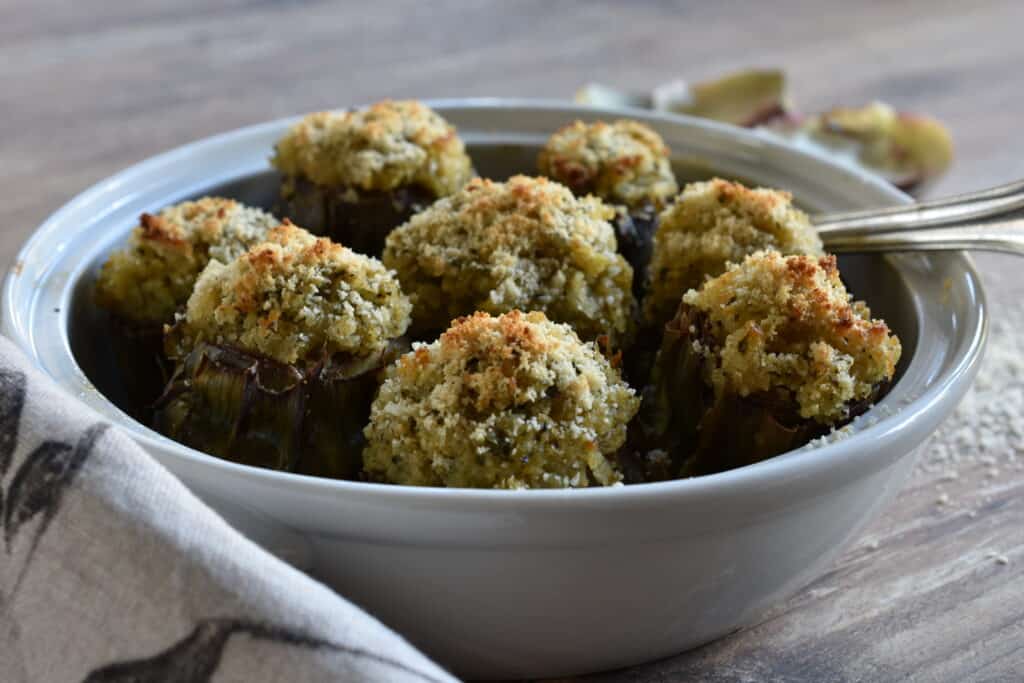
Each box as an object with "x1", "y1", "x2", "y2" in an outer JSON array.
[
  {"x1": 94, "y1": 197, "x2": 280, "y2": 415},
  {"x1": 538, "y1": 119, "x2": 678, "y2": 294},
  {"x1": 382, "y1": 175, "x2": 635, "y2": 345},
  {"x1": 154, "y1": 223, "x2": 412, "y2": 477},
  {"x1": 643, "y1": 178, "x2": 824, "y2": 329},
  {"x1": 362, "y1": 310, "x2": 640, "y2": 488},
  {"x1": 642, "y1": 250, "x2": 901, "y2": 477},
  {"x1": 271, "y1": 100, "x2": 475, "y2": 257}
]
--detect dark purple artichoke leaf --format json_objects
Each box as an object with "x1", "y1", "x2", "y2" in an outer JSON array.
[
  {"x1": 679, "y1": 390, "x2": 823, "y2": 478},
  {"x1": 102, "y1": 316, "x2": 173, "y2": 423},
  {"x1": 297, "y1": 342, "x2": 405, "y2": 479},
  {"x1": 277, "y1": 175, "x2": 435, "y2": 257},
  {"x1": 638, "y1": 307, "x2": 831, "y2": 479},
  {"x1": 612, "y1": 204, "x2": 659, "y2": 300},
  {"x1": 153, "y1": 341, "x2": 402, "y2": 479},
  {"x1": 640, "y1": 310, "x2": 821, "y2": 477},
  {"x1": 684, "y1": 376, "x2": 893, "y2": 477},
  {"x1": 153, "y1": 344, "x2": 303, "y2": 471},
  {"x1": 635, "y1": 303, "x2": 892, "y2": 479},
  {"x1": 625, "y1": 305, "x2": 706, "y2": 480}
]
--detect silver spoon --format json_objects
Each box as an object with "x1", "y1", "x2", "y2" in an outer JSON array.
[{"x1": 814, "y1": 179, "x2": 1024, "y2": 255}]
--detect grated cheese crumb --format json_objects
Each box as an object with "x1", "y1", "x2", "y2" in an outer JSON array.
[
  {"x1": 644, "y1": 178, "x2": 824, "y2": 326},
  {"x1": 362, "y1": 311, "x2": 639, "y2": 489},
  {"x1": 538, "y1": 119, "x2": 678, "y2": 208}
]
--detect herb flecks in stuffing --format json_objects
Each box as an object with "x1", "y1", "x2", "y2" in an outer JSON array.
[
  {"x1": 363, "y1": 310, "x2": 640, "y2": 489},
  {"x1": 538, "y1": 119, "x2": 678, "y2": 209},
  {"x1": 271, "y1": 100, "x2": 474, "y2": 197},
  {"x1": 95, "y1": 197, "x2": 279, "y2": 325},
  {"x1": 644, "y1": 178, "x2": 823, "y2": 327},
  {"x1": 682, "y1": 250, "x2": 901, "y2": 423},
  {"x1": 177, "y1": 223, "x2": 411, "y2": 365},
  {"x1": 383, "y1": 175, "x2": 635, "y2": 343}
]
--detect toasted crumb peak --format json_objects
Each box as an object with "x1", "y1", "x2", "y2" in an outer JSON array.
[
  {"x1": 271, "y1": 100, "x2": 474, "y2": 196},
  {"x1": 179, "y1": 223, "x2": 411, "y2": 364},
  {"x1": 95, "y1": 197, "x2": 279, "y2": 324},
  {"x1": 645, "y1": 178, "x2": 824, "y2": 327},
  {"x1": 681, "y1": 250, "x2": 901, "y2": 422},
  {"x1": 363, "y1": 310, "x2": 640, "y2": 488},
  {"x1": 538, "y1": 119, "x2": 678, "y2": 208},
  {"x1": 382, "y1": 175, "x2": 635, "y2": 342}
]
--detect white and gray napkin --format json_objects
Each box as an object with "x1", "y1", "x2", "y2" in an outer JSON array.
[{"x1": 0, "y1": 335, "x2": 455, "y2": 683}]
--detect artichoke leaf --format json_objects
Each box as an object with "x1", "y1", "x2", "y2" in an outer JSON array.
[
  {"x1": 640, "y1": 305, "x2": 822, "y2": 478},
  {"x1": 153, "y1": 341, "x2": 401, "y2": 479},
  {"x1": 612, "y1": 204, "x2": 659, "y2": 299},
  {"x1": 577, "y1": 69, "x2": 792, "y2": 127},
  {"x1": 652, "y1": 69, "x2": 791, "y2": 127},
  {"x1": 679, "y1": 391, "x2": 821, "y2": 478},
  {"x1": 277, "y1": 176, "x2": 434, "y2": 258}
]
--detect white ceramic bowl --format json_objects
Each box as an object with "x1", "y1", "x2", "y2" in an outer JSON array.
[{"x1": 2, "y1": 100, "x2": 987, "y2": 679}]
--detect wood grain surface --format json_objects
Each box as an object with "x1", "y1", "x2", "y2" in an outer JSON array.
[{"x1": 3, "y1": 2, "x2": 1023, "y2": 681}]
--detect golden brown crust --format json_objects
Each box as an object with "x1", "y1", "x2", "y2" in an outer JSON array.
[
  {"x1": 95, "y1": 197, "x2": 279, "y2": 325},
  {"x1": 271, "y1": 100, "x2": 474, "y2": 197},
  {"x1": 644, "y1": 178, "x2": 824, "y2": 327},
  {"x1": 362, "y1": 311, "x2": 640, "y2": 488},
  {"x1": 382, "y1": 175, "x2": 635, "y2": 343},
  {"x1": 682, "y1": 250, "x2": 901, "y2": 423},
  {"x1": 538, "y1": 119, "x2": 678, "y2": 208},
  {"x1": 178, "y1": 223, "x2": 411, "y2": 364}
]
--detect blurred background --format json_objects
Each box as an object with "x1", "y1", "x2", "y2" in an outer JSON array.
[{"x1": 3, "y1": 0, "x2": 1023, "y2": 264}]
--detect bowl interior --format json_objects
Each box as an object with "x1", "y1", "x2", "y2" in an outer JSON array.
[{"x1": 66, "y1": 147, "x2": 919, "y2": 428}]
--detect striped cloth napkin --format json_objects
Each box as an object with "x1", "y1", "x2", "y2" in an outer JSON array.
[{"x1": 0, "y1": 335, "x2": 454, "y2": 683}]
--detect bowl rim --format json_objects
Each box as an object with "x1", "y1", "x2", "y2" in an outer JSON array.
[{"x1": 2, "y1": 97, "x2": 989, "y2": 506}]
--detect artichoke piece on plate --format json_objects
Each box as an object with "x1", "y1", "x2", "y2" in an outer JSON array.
[
  {"x1": 651, "y1": 69, "x2": 791, "y2": 127},
  {"x1": 576, "y1": 69, "x2": 792, "y2": 128},
  {"x1": 271, "y1": 100, "x2": 475, "y2": 257},
  {"x1": 642, "y1": 250, "x2": 901, "y2": 477},
  {"x1": 576, "y1": 70, "x2": 954, "y2": 194},
  {"x1": 154, "y1": 223, "x2": 412, "y2": 477},
  {"x1": 362, "y1": 311, "x2": 640, "y2": 489},
  {"x1": 772, "y1": 102, "x2": 954, "y2": 192},
  {"x1": 383, "y1": 175, "x2": 636, "y2": 346},
  {"x1": 93, "y1": 197, "x2": 280, "y2": 417},
  {"x1": 537, "y1": 119, "x2": 679, "y2": 295}
]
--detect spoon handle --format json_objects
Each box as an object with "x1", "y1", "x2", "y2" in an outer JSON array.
[
  {"x1": 815, "y1": 179, "x2": 1024, "y2": 256},
  {"x1": 819, "y1": 216, "x2": 1024, "y2": 255}
]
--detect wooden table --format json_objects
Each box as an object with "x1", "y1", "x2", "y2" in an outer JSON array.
[{"x1": 3, "y1": 2, "x2": 1022, "y2": 680}]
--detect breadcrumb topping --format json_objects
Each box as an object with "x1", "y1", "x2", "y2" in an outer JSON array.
[
  {"x1": 645, "y1": 178, "x2": 824, "y2": 326},
  {"x1": 682, "y1": 251, "x2": 901, "y2": 423},
  {"x1": 271, "y1": 100, "x2": 474, "y2": 197},
  {"x1": 362, "y1": 311, "x2": 639, "y2": 488},
  {"x1": 382, "y1": 175, "x2": 635, "y2": 342},
  {"x1": 538, "y1": 119, "x2": 679, "y2": 208},
  {"x1": 178, "y1": 223, "x2": 411, "y2": 365},
  {"x1": 95, "y1": 197, "x2": 279, "y2": 325}
]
